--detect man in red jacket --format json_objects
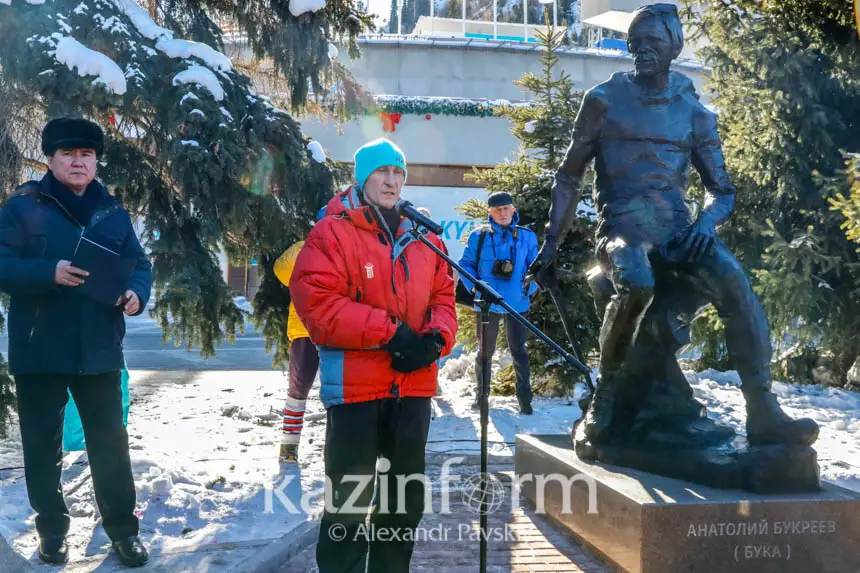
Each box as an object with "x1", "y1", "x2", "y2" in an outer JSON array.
[{"x1": 291, "y1": 138, "x2": 457, "y2": 573}]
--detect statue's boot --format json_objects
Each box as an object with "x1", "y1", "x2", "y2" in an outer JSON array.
[
  {"x1": 583, "y1": 374, "x2": 618, "y2": 443},
  {"x1": 744, "y1": 390, "x2": 819, "y2": 446}
]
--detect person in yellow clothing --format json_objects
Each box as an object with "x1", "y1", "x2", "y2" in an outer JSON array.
[{"x1": 273, "y1": 240, "x2": 320, "y2": 463}]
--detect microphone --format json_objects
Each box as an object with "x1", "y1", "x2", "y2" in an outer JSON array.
[{"x1": 395, "y1": 200, "x2": 444, "y2": 235}]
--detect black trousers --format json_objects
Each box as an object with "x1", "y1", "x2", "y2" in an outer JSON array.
[
  {"x1": 475, "y1": 312, "x2": 532, "y2": 408},
  {"x1": 317, "y1": 397, "x2": 432, "y2": 573},
  {"x1": 14, "y1": 371, "x2": 139, "y2": 541}
]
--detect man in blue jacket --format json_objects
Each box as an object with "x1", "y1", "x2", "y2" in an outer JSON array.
[
  {"x1": 458, "y1": 192, "x2": 538, "y2": 414},
  {"x1": 0, "y1": 118, "x2": 152, "y2": 567}
]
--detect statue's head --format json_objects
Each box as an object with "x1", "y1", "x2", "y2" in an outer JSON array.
[{"x1": 627, "y1": 3, "x2": 684, "y2": 77}]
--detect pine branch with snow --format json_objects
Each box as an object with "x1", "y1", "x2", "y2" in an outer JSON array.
[{"x1": 0, "y1": 0, "x2": 361, "y2": 370}]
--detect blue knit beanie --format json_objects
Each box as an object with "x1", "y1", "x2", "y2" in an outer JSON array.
[{"x1": 353, "y1": 138, "x2": 407, "y2": 190}]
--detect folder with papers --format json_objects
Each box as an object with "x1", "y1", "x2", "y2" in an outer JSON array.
[{"x1": 71, "y1": 235, "x2": 137, "y2": 307}]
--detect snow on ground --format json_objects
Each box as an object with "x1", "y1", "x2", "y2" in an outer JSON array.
[
  {"x1": 0, "y1": 371, "x2": 320, "y2": 561},
  {"x1": 1, "y1": 352, "x2": 858, "y2": 565},
  {"x1": 427, "y1": 350, "x2": 586, "y2": 459},
  {"x1": 688, "y1": 369, "x2": 860, "y2": 492}
]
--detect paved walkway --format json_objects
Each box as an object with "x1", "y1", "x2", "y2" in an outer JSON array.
[{"x1": 278, "y1": 464, "x2": 611, "y2": 573}]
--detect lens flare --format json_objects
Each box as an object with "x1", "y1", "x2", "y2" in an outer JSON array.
[{"x1": 855, "y1": 0, "x2": 860, "y2": 39}]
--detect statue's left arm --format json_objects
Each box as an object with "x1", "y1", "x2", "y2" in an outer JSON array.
[
  {"x1": 692, "y1": 107, "x2": 736, "y2": 228},
  {"x1": 681, "y1": 107, "x2": 736, "y2": 261}
]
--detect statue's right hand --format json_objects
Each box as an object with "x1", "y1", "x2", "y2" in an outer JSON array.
[{"x1": 526, "y1": 237, "x2": 557, "y2": 287}]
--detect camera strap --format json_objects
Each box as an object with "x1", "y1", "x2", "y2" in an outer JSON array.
[{"x1": 474, "y1": 228, "x2": 488, "y2": 278}]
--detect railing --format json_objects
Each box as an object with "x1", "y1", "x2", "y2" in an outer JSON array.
[{"x1": 353, "y1": 34, "x2": 706, "y2": 68}]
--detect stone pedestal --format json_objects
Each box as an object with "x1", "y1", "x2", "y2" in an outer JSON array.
[
  {"x1": 515, "y1": 434, "x2": 860, "y2": 573},
  {"x1": 0, "y1": 534, "x2": 34, "y2": 573},
  {"x1": 573, "y1": 421, "x2": 821, "y2": 494}
]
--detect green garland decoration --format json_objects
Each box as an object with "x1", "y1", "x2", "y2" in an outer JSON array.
[{"x1": 371, "y1": 95, "x2": 535, "y2": 117}]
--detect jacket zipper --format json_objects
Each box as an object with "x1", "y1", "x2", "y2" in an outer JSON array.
[
  {"x1": 368, "y1": 205, "x2": 407, "y2": 401},
  {"x1": 375, "y1": 208, "x2": 399, "y2": 297},
  {"x1": 371, "y1": 206, "x2": 405, "y2": 316}
]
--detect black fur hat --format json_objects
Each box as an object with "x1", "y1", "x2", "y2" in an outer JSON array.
[{"x1": 41, "y1": 117, "x2": 104, "y2": 157}]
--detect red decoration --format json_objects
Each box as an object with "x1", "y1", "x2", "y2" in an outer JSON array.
[
  {"x1": 425, "y1": 114, "x2": 432, "y2": 120},
  {"x1": 380, "y1": 112, "x2": 402, "y2": 133},
  {"x1": 108, "y1": 114, "x2": 116, "y2": 127}
]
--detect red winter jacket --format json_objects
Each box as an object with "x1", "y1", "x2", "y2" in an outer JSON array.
[{"x1": 291, "y1": 187, "x2": 457, "y2": 408}]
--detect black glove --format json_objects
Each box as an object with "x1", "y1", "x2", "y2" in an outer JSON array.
[
  {"x1": 385, "y1": 323, "x2": 424, "y2": 373},
  {"x1": 391, "y1": 334, "x2": 444, "y2": 373},
  {"x1": 419, "y1": 333, "x2": 445, "y2": 367},
  {"x1": 387, "y1": 329, "x2": 445, "y2": 374}
]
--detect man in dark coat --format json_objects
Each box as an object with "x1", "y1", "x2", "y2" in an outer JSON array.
[{"x1": 0, "y1": 118, "x2": 152, "y2": 567}]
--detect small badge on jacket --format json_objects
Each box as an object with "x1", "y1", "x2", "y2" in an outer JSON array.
[{"x1": 365, "y1": 263, "x2": 374, "y2": 279}]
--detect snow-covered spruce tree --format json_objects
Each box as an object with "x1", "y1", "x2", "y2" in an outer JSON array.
[
  {"x1": 0, "y1": 80, "x2": 22, "y2": 197},
  {"x1": 459, "y1": 20, "x2": 599, "y2": 396},
  {"x1": 680, "y1": 0, "x2": 860, "y2": 385},
  {"x1": 0, "y1": 0, "x2": 370, "y2": 392},
  {"x1": 0, "y1": 75, "x2": 28, "y2": 434}
]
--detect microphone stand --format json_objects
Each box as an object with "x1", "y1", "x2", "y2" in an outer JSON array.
[{"x1": 406, "y1": 225, "x2": 591, "y2": 573}]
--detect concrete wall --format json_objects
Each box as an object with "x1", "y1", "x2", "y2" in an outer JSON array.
[
  {"x1": 227, "y1": 38, "x2": 710, "y2": 103},
  {"x1": 349, "y1": 38, "x2": 710, "y2": 102},
  {"x1": 302, "y1": 113, "x2": 518, "y2": 167},
  {"x1": 301, "y1": 40, "x2": 710, "y2": 170}
]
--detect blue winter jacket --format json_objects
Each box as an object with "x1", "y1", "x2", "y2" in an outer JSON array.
[
  {"x1": 0, "y1": 173, "x2": 152, "y2": 376},
  {"x1": 457, "y1": 212, "x2": 539, "y2": 314}
]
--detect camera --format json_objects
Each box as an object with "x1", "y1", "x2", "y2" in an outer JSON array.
[{"x1": 491, "y1": 259, "x2": 514, "y2": 280}]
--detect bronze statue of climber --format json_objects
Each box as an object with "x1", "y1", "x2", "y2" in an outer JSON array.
[{"x1": 528, "y1": 4, "x2": 820, "y2": 492}]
